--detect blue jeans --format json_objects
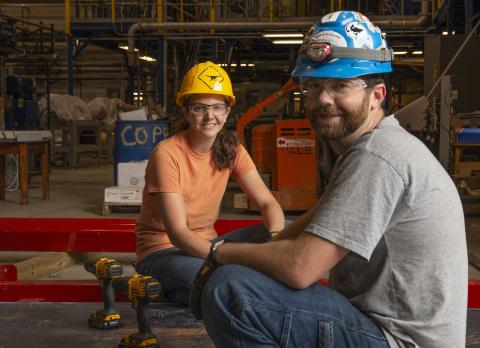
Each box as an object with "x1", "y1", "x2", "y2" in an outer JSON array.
[
  {"x1": 202, "y1": 265, "x2": 390, "y2": 348},
  {"x1": 135, "y1": 223, "x2": 271, "y2": 305}
]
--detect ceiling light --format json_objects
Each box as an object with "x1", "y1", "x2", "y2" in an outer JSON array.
[
  {"x1": 442, "y1": 30, "x2": 455, "y2": 35},
  {"x1": 412, "y1": 51, "x2": 423, "y2": 55},
  {"x1": 272, "y1": 40, "x2": 303, "y2": 45},
  {"x1": 139, "y1": 55, "x2": 156, "y2": 62},
  {"x1": 393, "y1": 51, "x2": 408, "y2": 55},
  {"x1": 293, "y1": 91, "x2": 301, "y2": 95},
  {"x1": 263, "y1": 33, "x2": 303, "y2": 38},
  {"x1": 118, "y1": 44, "x2": 139, "y2": 52},
  {"x1": 219, "y1": 63, "x2": 255, "y2": 68}
]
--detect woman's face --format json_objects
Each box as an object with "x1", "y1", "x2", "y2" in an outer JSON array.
[{"x1": 184, "y1": 94, "x2": 230, "y2": 140}]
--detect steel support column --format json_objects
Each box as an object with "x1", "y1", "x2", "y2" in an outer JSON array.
[
  {"x1": 67, "y1": 35, "x2": 74, "y2": 95},
  {"x1": 156, "y1": 38, "x2": 165, "y2": 107}
]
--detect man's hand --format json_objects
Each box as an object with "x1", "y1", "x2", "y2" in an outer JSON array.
[{"x1": 189, "y1": 240, "x2": 228, "y2": 320}]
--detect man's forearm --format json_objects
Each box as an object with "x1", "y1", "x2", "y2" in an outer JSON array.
[
  {"x1": 272, "y1": 207, "x2": 316, "y2": 241},
  {"x1": 215, "y1": 239, "x2": 303, "y2": 288}
]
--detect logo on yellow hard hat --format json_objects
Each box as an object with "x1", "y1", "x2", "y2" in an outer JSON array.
[{"x1": 198, "y1": 66, "x2": 224, "y2": 91}]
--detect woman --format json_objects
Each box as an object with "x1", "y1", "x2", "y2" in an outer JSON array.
[{"x1": 135, "y1": 61, "x2": 284, "y2": 304}]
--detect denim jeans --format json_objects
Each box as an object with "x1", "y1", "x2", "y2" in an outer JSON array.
[
  {"x1": 202, "y1": 265, "x2": 390, "y2": 348},
  {"x1": 135, "y1": 223, "x2": 271, "y2": 305}
]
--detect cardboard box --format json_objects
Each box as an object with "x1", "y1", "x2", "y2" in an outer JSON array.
[
  {"x1": 233, "y1": 192, "x2": 248, "y2": 209},
  {"x1": 117, "y1": 161, "x2": 147, "y2": 187},
  {"x1": 118, "y1": 107, "x2": 148, "y2": 121}
]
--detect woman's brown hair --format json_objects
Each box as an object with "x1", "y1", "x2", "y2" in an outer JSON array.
[{"x1": 211, "y1": 128, "x2": 239, "y2": 170}]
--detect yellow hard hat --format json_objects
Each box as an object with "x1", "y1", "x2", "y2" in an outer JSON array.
[{"x1": 176, "y1": 61, "x2": 236, "y2": 107}]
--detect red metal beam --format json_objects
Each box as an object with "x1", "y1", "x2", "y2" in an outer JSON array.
[
  {"x1": 1, "y1": 279, "x2": 479, "y2": 308},
  {"x1": 0, "y1": 218, "x2": 261, "y2": 252},
  {"x1": 1, "y1": 218, "x2": 479, "y2": 308}
]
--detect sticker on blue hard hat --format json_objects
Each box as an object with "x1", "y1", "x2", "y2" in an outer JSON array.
[
  {"x1": 345, "y1": 22, "x2": 373, "y2": 49},
  {"x1": 310, "y1": 31, "x2": 347, "y2": 48},
  {"x1": 321, "y1": 11, "x2": 342, "y2": 23},
  {"x1": 354, "y1": 12, "x2": 382, "y2": 33}
]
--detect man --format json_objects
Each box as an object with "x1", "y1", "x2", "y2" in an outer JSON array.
[{"x1": 191, "y1": 11, "x2": 468, "y2": 348}]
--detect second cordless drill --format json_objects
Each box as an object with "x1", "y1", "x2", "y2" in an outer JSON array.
[
  {"x1": 84, "y1": 257, "x2": 124, "y2": 329},
  {"x1": 114, "y1": 274, "x2": 162, "y2": 348}
]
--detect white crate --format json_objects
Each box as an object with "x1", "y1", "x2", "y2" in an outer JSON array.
[
  {"x1": 104, "y1": 186, "x2": 143, "y2": 204},
  {"x1": 117, "y1": 161, "x2": 147, "y2": 187}
]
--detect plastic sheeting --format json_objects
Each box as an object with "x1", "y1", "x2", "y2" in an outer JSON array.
[{"x1": 38, "y1": 94, "x2": 139, "y2": 131}]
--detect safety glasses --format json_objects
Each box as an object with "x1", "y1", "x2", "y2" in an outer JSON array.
[
  {"x1": 299, "y1": 78, "x2": 369, "y2": 99},
  {"x1": 186, "y1": 103, "x2": 229, "y2": 117}
]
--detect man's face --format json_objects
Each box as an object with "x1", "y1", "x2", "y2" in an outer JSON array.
[{"x1": 302, "y1": 78, "x2": 372, "y2": 140}]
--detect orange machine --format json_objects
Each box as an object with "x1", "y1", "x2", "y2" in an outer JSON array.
[{"x1": 236, "y1": 79, "x2": 319, "y2": 211}]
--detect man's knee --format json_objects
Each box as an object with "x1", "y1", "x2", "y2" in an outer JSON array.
[{"x1": 202, "y1": 265, "x2": 257, "y2": 313}]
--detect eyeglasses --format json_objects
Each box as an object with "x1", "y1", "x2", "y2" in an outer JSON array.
[
  {"x1": 186, "y1": 103, "x2": 229, "y2": 116},
  {"x1": 299, "y1": 78, "x2": 369, "y2": 99}
]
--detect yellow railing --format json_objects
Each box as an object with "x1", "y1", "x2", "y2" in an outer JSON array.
[{"x1": 67, "y1": 0, "x2": 303, "y2": 23}]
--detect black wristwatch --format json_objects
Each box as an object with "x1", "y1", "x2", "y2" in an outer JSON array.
[{"x1": 210, "y1": 239, "x2": 230, "y2": 266}]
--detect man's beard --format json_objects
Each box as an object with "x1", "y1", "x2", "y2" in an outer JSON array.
[{"x1": 307, "y1": 97, "x2": 370, "y2": 140}]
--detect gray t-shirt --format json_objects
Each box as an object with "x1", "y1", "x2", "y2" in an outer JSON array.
[{"x1": 305, "y1": 116, "x2": 468, "y2": 348}]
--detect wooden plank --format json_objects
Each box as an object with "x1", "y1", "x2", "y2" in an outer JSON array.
[{"x1": 15, "y1": 252, "x2": 82, "y2": 281}]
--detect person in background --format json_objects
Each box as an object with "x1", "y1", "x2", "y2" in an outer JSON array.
[
  {"x1": 135, "y1": 61, "x2": 285, "y2": 305},
  {"x1": 191, "y1": 12, "x2": 468, "y2": 348}
]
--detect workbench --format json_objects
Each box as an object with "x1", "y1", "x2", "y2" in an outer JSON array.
[
  {"x1": 0, "y1": 139, "x2": 49, "y2": 204},
  {"x1": 453, "y1": 143, "x2": 480, "y2": 176}
]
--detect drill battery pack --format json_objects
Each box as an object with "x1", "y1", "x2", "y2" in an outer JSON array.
[
  {"x1": 88, "y1": 309, "x2": 123, "y2": 330},
  {"x1": 119, "y1": 333, "x2": 160, "y2": 348}
]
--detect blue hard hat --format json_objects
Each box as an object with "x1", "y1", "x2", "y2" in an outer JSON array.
[{"x1": 292, "y1": 11, "x2": 393, "y2": 79}]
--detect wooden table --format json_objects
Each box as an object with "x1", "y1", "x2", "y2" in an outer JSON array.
[
  {"x1": 0, "y1": 141, "x2": 49, "y2": 204},
  {"x1": 452, "y1": 143, "x2": 480, "y2": 175}
]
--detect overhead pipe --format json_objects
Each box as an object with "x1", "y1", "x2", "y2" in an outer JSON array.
[
  {"x1": 369, "y1": 0, "x2": 430, "y2": 29},
  {"x1": 127, "y1": 0, "x2": 431, "y2": 65},
  {"x1": 127, "y1": 21, "x2": 314, "y2": 65}
]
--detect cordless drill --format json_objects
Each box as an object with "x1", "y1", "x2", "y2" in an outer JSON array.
[
  {"x1": 114, "y1": 274, "x2": 161, "y2": 348},
  {"x1": 84, "y1": 257, "x2": 124, "y2": 329}
]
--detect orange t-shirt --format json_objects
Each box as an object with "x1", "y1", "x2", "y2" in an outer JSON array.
[{"x1": 136, "y1": 131, "x2": 256, "y2": 261}]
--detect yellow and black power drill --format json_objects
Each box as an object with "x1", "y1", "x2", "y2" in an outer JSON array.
[
  {"x1": 84, "y1": 257, "x2": 124, "y2": 329},
  {"x1": 114, "y1": 274, "x2": 161, "y2": 348}
]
